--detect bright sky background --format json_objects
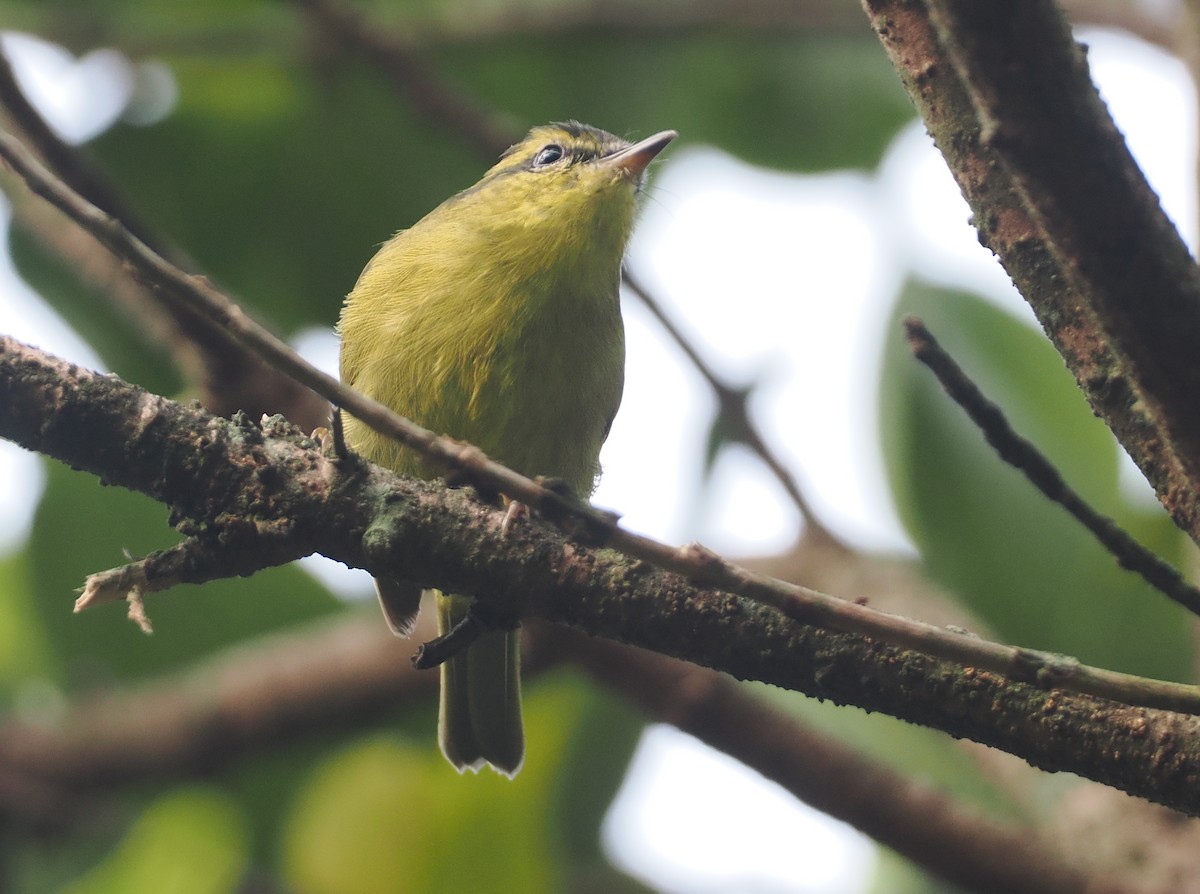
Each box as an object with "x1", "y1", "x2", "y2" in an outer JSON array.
[{"x1": 0, "y1": 25, "x2": 1194, "y2": 892}]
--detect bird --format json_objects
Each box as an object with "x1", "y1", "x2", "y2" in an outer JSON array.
[{"x1": 338, "y1": 121, "x2": 676, "y2": 776}]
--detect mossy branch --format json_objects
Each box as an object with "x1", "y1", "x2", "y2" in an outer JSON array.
[
  {"x1": 4, "y1": 335, "x2": 1200, "y2": 817},
  {"x1": 862, "y1": 0, "x2": 1200, "y2": 542}
]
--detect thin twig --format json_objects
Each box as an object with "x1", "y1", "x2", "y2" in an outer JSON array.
[
  {"x1": 5, "y1": 130, "x2": 1200, "y2": 717},
  {"x1": 904, "y1": 316, "x2": 1200, "y2": 617},
  {"x1": 0, "y1": 50, "x2": 164, "y2": 255},
  {"x1": 909, "y1": 0, "x2": 1200, "y2": 539},
  {"x1": 622, "y1": 267, "x2": 837, "y2": 540},
  {"x1": 289, "y1": 0, "x2": 515, "y2": 157},
  {"x1": 0, "y1": 46, "x2": 330, "y2": 430}
]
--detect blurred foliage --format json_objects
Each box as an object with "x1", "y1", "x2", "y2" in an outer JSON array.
[
  {"x1": 3, "y1": 6, "x2": 912, "y2": 384},
  {"x1": 0, "y1": 0, "x2": 1191, "y2": 892},
  {"x1": 282, "y1": 674, "x2": 642, "y2": 894},
  {"x1": 880, "y1": 282, "x2": 1193, "y2": 681},
  {"x1": 60, "y1": 787, "x2": 249, "y2": 894},
  {"x1": 0, "y1": 549, "x2": 51, "y2": 682},
  {"x1": 870, "y1": 849, "x2": 966, "y2": 894},
  {"x1": 26, "y1": 461, "x2": 340, "y2": 686}
]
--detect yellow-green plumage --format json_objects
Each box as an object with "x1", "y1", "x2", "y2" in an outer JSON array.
[{"x1": 339, "y1": 121, "x2": 675, "y2": 777}]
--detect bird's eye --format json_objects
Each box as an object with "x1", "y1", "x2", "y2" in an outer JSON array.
[{"x1": 532, "y1": 144, "x2": 565, "y2": 168}]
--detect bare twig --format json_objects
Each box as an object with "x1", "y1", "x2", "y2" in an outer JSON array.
[
  {"x1": 289, "y1": 0, "x2": 515, "y2": 157},
  {"x1": 0, "y1": 50, "x2": 162, "y2": 253},
  {"x1": 77, "y1": 531, "x2": 308, "y2": 618},
  {"x1": 905, "y1": 316, "x2": 1200, "y2": 617},
  {"x1": 621, "y1": 268, "x2": 838, "y2": 541}
]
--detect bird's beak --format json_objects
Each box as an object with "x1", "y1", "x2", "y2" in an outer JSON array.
[{"x1": 602, "y1": 130, "x2": 678, "y2": 177}]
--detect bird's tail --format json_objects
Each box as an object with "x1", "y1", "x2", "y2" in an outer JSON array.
[
  {"x1": 436, "y1": 591, "x2": 524, "y2": 778},
  {"x1": 374, "y1": 577, "x2": 423, "y2": 636}
]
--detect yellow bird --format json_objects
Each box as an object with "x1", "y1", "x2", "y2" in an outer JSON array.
[{"x1": 339, "y1": 121, "x2": 675, "y2": 776}]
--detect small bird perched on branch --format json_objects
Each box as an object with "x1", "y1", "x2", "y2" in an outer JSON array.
[{"x1": 338, "y1": 121, "x2": 676, "y2": 776}]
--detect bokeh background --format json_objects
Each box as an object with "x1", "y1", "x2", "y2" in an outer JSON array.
[{"x1": 0, "y1": 1, "x2": 1196, "y2": 891}]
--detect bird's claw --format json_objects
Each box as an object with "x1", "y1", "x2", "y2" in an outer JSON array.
[{"x1": 501, "y1": 500, "x2": 529, "y2": 535}]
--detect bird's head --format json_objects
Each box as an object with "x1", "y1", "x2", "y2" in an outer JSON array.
[
  {"x1": 488, "y1": 121, "x2": 676, "y2": 194},
  {"x1": 433, "y1": 122, "x2": 676, "y2": 267}
]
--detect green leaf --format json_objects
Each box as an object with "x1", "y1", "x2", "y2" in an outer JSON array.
[
  {"x1": 7, "y1": 226, "x2": 184, "y2": 398},
  {"x1": 27, "y1": 460, "x2": 341, "y2": 686},
  {"x1": 282, "y1": 672, "x2": 641, "y2": 893},
  {"x1": 879, "y1": 282, "x2": 1193, "y2": 680},
  {"x1": 82, "y1": 58, "x2": 484, "y2": 341},
  {"x1": 59, "y1": 787, "x2": 248, "y2": 894},
  {"x1": 543, "y1": 670, "x2": 644, "y2": 868},
  {"x1": 283, "y1": 738, "x2": 555, "y2": 893},
  {"x1": 869, "y1": 848, "x2": 965, "y2": 894},
  {"x1": 442, "y1": 33, "x2": 911, "y2": 172},
  {"x1": 0, "y1": 548, "x2": 56, "y2": 688}
]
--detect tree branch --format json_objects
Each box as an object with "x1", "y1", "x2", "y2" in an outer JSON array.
[
  {"x1": 12, "y1": 125, "x2": 1177, "y2": 724},
  {"x1": 0, "y1": 48, "x2": 330, "y2": 430},
  {"x1": 9, "y1": 293, "x2": 1193, "y2": 722},
  {"x1": 0, "y1": 617, "x2": 435, "y2": 810},
  {"x1": 0, "y1": 607, "x2": 1138, "y2": 894},
  {"x1": 571, "y1": 634, "x2": 1138, "y2": 894},
  {"x1": 5, "y1": 336, "x2": 1200, "y2": 816},
  {"x1": 905, "y1": 316, "x2": 1200, "y2": 617},
  {"x1": 861, "y1": 0, "x2": 1200, "y2": 543},
  {"x1": 289, "y1": 0, "x2": 515, "y2": 158}
]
